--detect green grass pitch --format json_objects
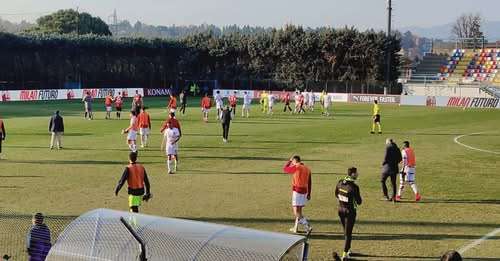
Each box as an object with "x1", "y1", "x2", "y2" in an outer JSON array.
[{"x1": 0, "y1": 97, "x2": 499, "y2": 260}]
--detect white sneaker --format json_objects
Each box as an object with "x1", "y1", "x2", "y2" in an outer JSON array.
[{"x1": 341, "y1": 251, "x2": 350, "y2": 260}]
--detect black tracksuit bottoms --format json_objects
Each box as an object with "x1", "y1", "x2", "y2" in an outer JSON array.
[
  {"x1": 222, "y1": 123, "x2": 230, "y2": 140},
  {"x1": 338, "y1": 208, "x2": 357, "y2": 253},
  {"x1": 381, "y1": 172, "x2": 397, "y2": 199}
]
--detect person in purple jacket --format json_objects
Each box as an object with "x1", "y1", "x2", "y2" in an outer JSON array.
[{"x1": 26, "y1": 213, "x2": 51, "y2": 261}]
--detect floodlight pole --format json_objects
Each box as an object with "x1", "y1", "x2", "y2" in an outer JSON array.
[
  {"x1": 385, "y1": 0, "x2": 392, "y2": 95},
  {"x1": 120, "y1": 217, "x2": 147, "y2": 261}
]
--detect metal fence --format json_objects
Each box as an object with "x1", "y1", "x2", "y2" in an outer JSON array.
[{"x1": 0, "y1": 210, "x2": 76, "y2": 260}]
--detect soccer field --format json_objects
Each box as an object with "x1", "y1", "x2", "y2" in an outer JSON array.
[{"x1": 0, "y1": 97, "x2": 499, "y2": 260}]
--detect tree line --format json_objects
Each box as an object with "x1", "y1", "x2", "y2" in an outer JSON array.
[{"x1": 0, "y1": 9, "x2": 401, "y2": 92}]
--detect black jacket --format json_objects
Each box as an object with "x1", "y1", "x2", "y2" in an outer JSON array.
[
  {"x1": 49, "y1": 114, "x2": 64, "y2": 132},
  {"x1": 181, "y1": 91, "x2": 188, "y2": 104},
  {"x1": 221, "y1": 109, "x2": 232, "y2": 125},
  {"x1": 382, "y1": 142, "x2": 402, "y2": 174},
  {"x1": 0, "y1": 120, "x2": 5, "y2": 139},
  {"x1": 335, "y1": 178, "x2": 362, "y2": 211}
]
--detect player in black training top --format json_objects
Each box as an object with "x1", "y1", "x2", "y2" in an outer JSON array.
[{"x1": 335, "y1": 167, "x2": 362, "y2": 261}]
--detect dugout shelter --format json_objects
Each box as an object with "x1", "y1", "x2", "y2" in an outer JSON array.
[{"x1": 46, "y1": 208, "x2": 308, "y2": 261}]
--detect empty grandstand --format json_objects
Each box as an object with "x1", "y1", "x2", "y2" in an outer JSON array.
[
  {"x1": 403, "y1": 46, "x2": 500, "y2": 97},
  {"x1": 408, "y1": 53, "x2": 448, "y2": 83},
  {"x1": 439, "y1": 49, "x2": 465, "y2": 81},
  {"x1": 439, "y1": 48, "x2": 500, "y2": 84},
  {"x1": 464, "y1": 49, "x2": 499, "y2": 83}
]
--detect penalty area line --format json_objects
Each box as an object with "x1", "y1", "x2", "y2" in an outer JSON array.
[
  {"x1": 458, "y1": 227, "x2": 500, "y2": 255},
  {"x1": 453, "y1": 132, "x2": 500, "y2": 155}
]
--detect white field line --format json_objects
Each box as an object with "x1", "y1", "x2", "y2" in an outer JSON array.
[
  {"x1": 458, "y1": 228, "x2": 500, "y2": 255},
  {"x1": 453, "y1": 133, "x2": 500, "y2": 155}
]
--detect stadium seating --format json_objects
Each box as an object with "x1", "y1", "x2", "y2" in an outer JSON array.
[
  {"x1": 463, "y1": 49, "x2": 499, "y2": 83},
  {"x1": 438, "y1": 49, "x2": 500, "y2": 84},
  {"x1": 408, "y1": 53, "x2": 448, "y2": 83},
  {"x1": 439, "y1": 49, "x2": 465, "y2": 81},
  {"x1": 493, "y1": 73, "x2": 500, "y2": 86}
]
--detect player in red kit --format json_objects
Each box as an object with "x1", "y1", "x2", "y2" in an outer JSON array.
[
  {"x1": 298, "y1": 93, "x2": 306, "y2": 114},
  {"x1": 137, "y1": 107, "x2": 152, "y2": 148},
  {"x1": 168, "y1": 94, "x2": 177, "y2": 113},
  {"x1": 104, "y1": 92, "x2": 114, "y2": 119},
  {"x1": 201, "y1": 94, "x2": 212, "y2": 122},
  {"x1": 132, "y1": 90, "x2": 143, "y2": 115},
  {"x1": 115, "y1": 92, "x2": 123, "y2": 119},
  {"x1": 282, "y1": 155, "x2": 313, "y2": 234},
  {"x1": 228, "y1": 91, "x2": 238, "y2": 118},
  {"x1": 282, "y1": 90, "x2": 292, "y2": 112}
]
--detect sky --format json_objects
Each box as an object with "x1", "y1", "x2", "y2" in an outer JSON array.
[{"x1": 1, "y1": 0, "x2": 500, "y2": 30}]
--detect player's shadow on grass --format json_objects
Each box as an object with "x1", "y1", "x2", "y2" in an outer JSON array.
[
  {"x1": 182, "y1": 169, "x2": 344, "y2": 176},
  {"x1": 256, "y1": 115, "x2": 368, "y2": 120},
  {"x1": 383, "y1": 131, "x2": 465, "y2": 136},
  {"x1": 184, "y1": 133, "x2": 250, "y2": 137},
  {"x1": 4, "y1": 159, "x2": 162, "y2": 165},
  {"x1": 309, "y1": 231, "x2": 500, "y2": 241},
  {"x1": 233, "y1": 121, "x2": 291, "y2": 125},
  {"x1": 183, "y1": 217, "x2": 500, "y2": 229},
  {"x1": 0, "y1": 175, "x2": 43, "y2": 178},
  {"x1": 0, "y1": 111, "x2": 81, "y2": 119},
  {"x1": 413, "y1": 198, "x2": 500, "y2": 205},
  {"x1": 247, "y1": 140, "x2": 357, "y2": 145},
  {"x1": 383, "y1": 131, "x2": 500, "y2": 137},
  {"x1": 11, "y1": 132, "x2": 93, "y2": 136},
  {"x1": 352, "y1": 253, "x2": 498, "y2": 261},
  {"x1": 184, "y1": 155, "x2": 339, "y2": 162},
  {"x1": 0, "y1": 186, "x2": 23, "y2": 189},
  {"x1": 182, "y1": 145, "x2": 273, "y2": 150},
  {"x1": 5, "y1": 145, "x2": 132, "y2": 151},
  {"x1": 343, "y1": 253, "x2": 434, "y2": 260}
]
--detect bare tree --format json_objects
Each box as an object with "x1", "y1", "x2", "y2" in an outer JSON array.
[{"x1": 452, "y1": 13, "x2": 483, "y2": 39}]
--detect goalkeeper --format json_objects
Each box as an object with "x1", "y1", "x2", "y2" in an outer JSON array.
[{"x1": 115, "y1": 152, "x2": 152, "y2": 213}]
